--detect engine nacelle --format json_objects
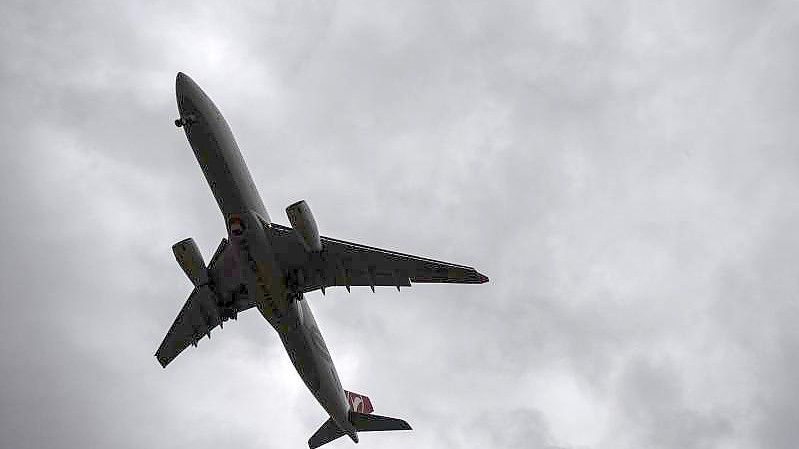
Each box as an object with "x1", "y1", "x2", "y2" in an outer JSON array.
[
  {"x1": 285, "y1": 200, "x2": 322, "y2": 252},
  {"x1": 172, "y1": 237, "x2": 209, "y2": 286}
]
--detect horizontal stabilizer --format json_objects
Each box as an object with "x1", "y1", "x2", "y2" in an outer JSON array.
[
  {"x1": 349, "y1": 411, "x2": 412, "y2": 432},
  {"x1": 308, "y1": 418, "x2": 346, "y2": 449},
  {"x1": 307, "y1": 412, "x2": 412, "y2": 448}
]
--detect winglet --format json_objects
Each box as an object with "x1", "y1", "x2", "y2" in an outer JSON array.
[{"x1": 156, "y1": 354, "x2": 169, "y2": 369}]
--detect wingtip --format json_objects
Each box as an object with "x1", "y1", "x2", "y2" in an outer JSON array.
[
  {"x1": 478, "y1": 272, "x2": 489, "y2": 283},
  {"x1": 156, "y1": 354, "x2": 169, "y2": 369}
]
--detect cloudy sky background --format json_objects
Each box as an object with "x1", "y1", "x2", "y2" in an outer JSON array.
[{"x1": 2, "y1": 1, "x2": 798, "y2": 448}]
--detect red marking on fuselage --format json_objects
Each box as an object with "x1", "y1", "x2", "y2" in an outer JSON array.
[{"x1": 228, "y1": 215, "x2": 244, "y2": 237}]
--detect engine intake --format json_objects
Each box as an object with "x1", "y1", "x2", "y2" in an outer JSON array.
[
  {"x1": 286, "y1": 200, "x2": 322, "y2": 252},
  {"x1": 172, "y1": 237, "x2": 209, "y2": 286}
]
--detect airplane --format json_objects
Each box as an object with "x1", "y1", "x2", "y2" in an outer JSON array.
[{"x1": 156, "y1": 72, "x2": 489, "y2": 448}]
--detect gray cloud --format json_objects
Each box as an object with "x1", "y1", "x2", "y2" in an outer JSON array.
[{"x1": 2, "y1": 1, "x2": 798, "y2": 448}]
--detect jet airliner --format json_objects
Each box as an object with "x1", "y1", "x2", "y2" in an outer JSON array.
[{"x1": 156, "y1": 72, "x2": 489, "y2": 448}]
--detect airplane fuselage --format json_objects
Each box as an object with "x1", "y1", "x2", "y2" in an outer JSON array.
[{"x1": 175, "y1": 73, "x2": 355, "y2": 438}]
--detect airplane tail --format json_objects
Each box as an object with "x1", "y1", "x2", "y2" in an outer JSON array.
[
  {"x1": 307, "y1": 391, "x2": 412, "y2": 448},
  {"x1": 308, "y1": 418, "x2": 347, "y2": 449},
  {"x1": 349, "y1": 411, "x2": 412, "y2": 431}
]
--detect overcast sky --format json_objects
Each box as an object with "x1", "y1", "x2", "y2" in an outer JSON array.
[{"x1": 2, "y1": 1, "x2": 798, "y2": 448}]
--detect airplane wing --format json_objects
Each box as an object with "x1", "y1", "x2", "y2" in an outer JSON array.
[
  {"x1": 155, "y1": 238, "x2": 257, "y2": 368},
  {"x1": 268, "y1": 223, "x2": 488, "y2": 293}
]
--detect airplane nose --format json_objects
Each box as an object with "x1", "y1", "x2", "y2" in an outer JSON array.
[
  {"x1": 173, "y1": 72, "x2": 211, "y2": 128},
  {"x1": 175, "y1": 72, "x2": 196, "y2": 124},
  {"x1": 176, "y1": 71, "x2": 190, "y2": 92}
]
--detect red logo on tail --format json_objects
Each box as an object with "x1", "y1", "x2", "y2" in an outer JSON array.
[{"x1": 345, "y1": 390, "x2": 374, "y2": 414}]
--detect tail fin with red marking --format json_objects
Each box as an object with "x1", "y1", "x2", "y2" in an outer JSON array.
[
  {"x1": 307, "y1": 391, "x2": 411, "y2": 448},
  {"x1": 344, "y1": 390, "x2": 374, "y2": 414}
]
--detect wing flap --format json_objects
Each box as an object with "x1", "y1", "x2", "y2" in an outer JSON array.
[{"x1": 269, "y1": 223, "x2": 488, "y2": 292}]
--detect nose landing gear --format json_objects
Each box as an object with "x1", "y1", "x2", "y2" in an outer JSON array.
[{"x1": 174, "y1": 114, "x2": 197, "y2": 128}]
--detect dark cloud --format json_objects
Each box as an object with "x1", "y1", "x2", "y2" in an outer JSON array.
[{"x1": 2, "y1": 1, "x2": 798, "y2": 448}]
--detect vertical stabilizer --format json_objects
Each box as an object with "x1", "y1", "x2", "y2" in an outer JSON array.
[{"x1": 344, "y1": 390, "x2": 374, "y2": 414}]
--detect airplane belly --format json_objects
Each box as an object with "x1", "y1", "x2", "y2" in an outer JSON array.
[
  {"x1": 280, "y1": 302, "x2": 350, "y2": 428},
  {"x1": 231, "y1": 211, "x2": 289, "y2": 327}
]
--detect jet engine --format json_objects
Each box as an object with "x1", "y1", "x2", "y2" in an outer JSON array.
[
  {"x1": 285, "y1": 200, "x2": 322, "y2": 252},
  {"x1": 172, "y1": 237, "x2": 209, "y2": 286}
]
